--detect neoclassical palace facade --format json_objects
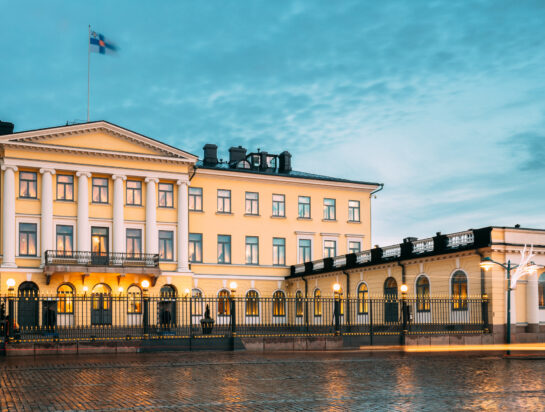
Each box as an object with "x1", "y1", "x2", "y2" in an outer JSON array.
[{"x1": 0, "y1": 121, "x2": 380, "y2": 301}]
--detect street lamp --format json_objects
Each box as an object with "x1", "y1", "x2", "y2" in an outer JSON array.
[
  {"x1": 480, "y1": 255, "x2": 540, "y2": 352},
  {"x1": 400, "y1": 284, "x2": 408, "y2": 295}
]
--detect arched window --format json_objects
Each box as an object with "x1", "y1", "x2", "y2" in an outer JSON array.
[
  {"x1": 314, "y1": 289, "x2": 322, "y2": 316},
  {"x1": 295, "y1": 290, "x2": 304, "y2": 317},
  {"x1": 92, "y1": 283, "x2": 111, "y2": 311},
  {"x1": 218, "y1": 289, "x2": 230, "y2": 316},
  {"x1": 57, "y1": 284, "x2": 74, "y2": 314},
  {"x1": 127, "y1": 285, "x2": 142, "y2": 314},
  {"x1": 160, "y1": 285, "x2": 177, "y2": 298},
  {"x1": 246, "y1": 290, "x2": 259, "y2": 316},
  {"x1": 358, "y1": 283, "x2": 368, "y2": 314},
  {"x1": 273, "y1": 291, "x2": 286, "y2": 316},
  {"x1": 384, "y1": 277, "x2": 398, "y2": 298},
  {"x1": 539, "y1": 273, "x2": 545, "y2": 308},
  {"x1": 192, "y1": 288, "x2": 203, "y2": 315},
  {"x1": 451, "y1": 271, "x2": 468, "y2": 311},
  {"x1": 416, "y1": 276, "x2": 430, "y2": 312}
]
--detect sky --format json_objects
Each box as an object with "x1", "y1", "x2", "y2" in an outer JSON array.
[{"x1": 1, "y1": 0, "x2": 545, "y2": 246}]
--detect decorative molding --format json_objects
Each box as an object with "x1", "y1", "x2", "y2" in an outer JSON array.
[{"x1": 1, "y1": 164, "x2": 17, "y2": 172}]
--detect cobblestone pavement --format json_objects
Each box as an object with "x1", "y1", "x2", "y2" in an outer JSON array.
[{"x1": 1, "y1": 350, "x2": 545, "y2": 411}]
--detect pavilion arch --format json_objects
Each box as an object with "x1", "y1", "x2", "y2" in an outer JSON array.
[
  {"x1": 450, "y1": 269, "x2": 469, "y2": 311},
  {"x1": 245, "y1": 289, "x2": 260, "y2": 317},
  {"x1": 415, "y1": 274, "x2": 431, "y2": 313},
  {"x1": 272, "y1": 290, "x2": 286, "y2": 317}
]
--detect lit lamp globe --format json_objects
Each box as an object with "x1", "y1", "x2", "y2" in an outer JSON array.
[
  {"x1": 400, "y1": 284, "x2": 408, "y2": 294},
  {"x1": 6, "y1": 278, "x2": 15, "y2": 290},
  {"x1": 184, "y1": 288, "x2": 190, "y2": 297},
  {"x1": 229, "y1": 281, "x2": 238, "y2": 295},
  {"x1": 141, "y1": 280, "x2": 150, "y2": 291},
  {"x1": 82, "y1": 286, "x2": 89, "y2": 293},
  {"x1": 333, "y1": 283, "x2": 341, "y2": 293},
  {"x1": 118, "y1": 286, "x2": 123, "y2": 293}
]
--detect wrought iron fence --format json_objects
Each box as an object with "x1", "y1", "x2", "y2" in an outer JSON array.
[{"x1": 0, "y1": 293, "x2": 488, "y2": 344}]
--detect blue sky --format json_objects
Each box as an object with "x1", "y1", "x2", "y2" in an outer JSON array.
[{"x1": 1, "y1": 1, "x2": 545, "y2": 245}]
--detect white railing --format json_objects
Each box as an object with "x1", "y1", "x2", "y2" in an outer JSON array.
[
  {"x1": 294, "y1": 264, "x2": 305, "y2": 273},
  {"x1": 313, "y1": 260, "x2": 324, "y2": 270},
  {"x1": 334, "y1": 256, "x2": 346, "y2": 267},
  {"x1": 447, "y1": 231, "x2": 474, "y2": 248},
  {"x1": 356, "y1": 251, "x2": 371, "y2": 264},
  {"x1": 382, "y1": 245, "x2": 401, "y2": 259},
  {"x1": 413, "y1": 238, "x2": 434, "y2": 254}
]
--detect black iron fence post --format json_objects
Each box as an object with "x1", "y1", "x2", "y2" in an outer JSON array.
[
  {"x1": 143, "y1": 294, "x2": 150, "y2": 337},
  {"x1": 401, "y1": 296, "x2": 408, "y2": 345},
  {"x1": 369, "y1": 298, "x2": 373, "y2": 346},
  {"x1": 482, "y1": 293, "x2": 489, "y2": 333},
  {"x1": 230, "y1": 297, "x2": 236, "y2": 350},
  {"x1": 8, "y1": 296, "x2": 14, "y2": 339},
  {"x1": 334, "y1": 298, "x2": 340, "y2": 336}
]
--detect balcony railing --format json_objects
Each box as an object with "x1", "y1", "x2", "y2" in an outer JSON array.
[{"x1": 45, "y1": 251, "x2": 160, "y2": 268}]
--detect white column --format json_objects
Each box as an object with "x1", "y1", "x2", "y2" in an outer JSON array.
[
  {"x1": 527, "y1": 272, "x2": 539, "y2": 331},
  {"x1": 177, "y1": 180, "x2": 189, "y2": 272},
  {"x1": 1, "y1": 165, "x2": 17, "y2": 267},
  {"x1": 112, "y1": 175, "x2": 126, "y2": 257},
  {"x1": 145, "y1": 177, "x2": 158, "y2": 255},
  {"x1": 40, "y1": 168, "x2": 55, "y2": 265},
  {"x1": 76, "y1": 172, "x2": 91, "y2": 258}
]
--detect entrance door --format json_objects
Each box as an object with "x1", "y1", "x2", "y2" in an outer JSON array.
[
  {"x1": 42, "y1": 301, "x2": 57, "y2": 329},
  {"x1": 91, "y1": 283, "x2": 112, "y2": 325},
  {"x1": 158, "y1": 285, "x2": 177, "y2": 329},
  {"x1": 18, "y1": 282, "x2": 39, "y2": 328},
  {"x1": 384, "y1": 277, "x2": 398, "y2": 323},
  {"x1": 91, "y1": 227, "x2": 109, "y2": 265}
]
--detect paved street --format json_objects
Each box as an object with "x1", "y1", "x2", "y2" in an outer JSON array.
[{"x1": 1, "y1": 350, "x2": 545, "y2": 411}]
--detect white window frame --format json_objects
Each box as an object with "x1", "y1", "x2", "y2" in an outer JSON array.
[
  {"x1": 15, "y1": 215, "x2": 41, "y2": 258},
  {"x1": 157, "y1": 223, "x2": 177, "y2": 262},
  {"x1": 321, "y1": 234, "x2": 339, "y2": 259},
  {"x1": 296, "y1": 233, "x2": 315, "y2": 264}
]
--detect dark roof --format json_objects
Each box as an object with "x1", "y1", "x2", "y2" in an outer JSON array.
[{"x1": 196, "y1": 161, "x2": 382, "y2": 187}]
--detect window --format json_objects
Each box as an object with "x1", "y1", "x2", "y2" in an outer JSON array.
[
  {"x1": 245, "y1": 192, "x2": 259, "y2": 215},
  {"x1": 126, "y1": 229, "x2": 142, "y2": 257},
  {"x1": 272, "y1": 194, "x2": 285, "y2": 217},
  {"x1": 192, "y1": 288, "x2": 203, "y2": 315},
  {"x1": 358, "y1": 283, "x2": 368, "y2": 314},
  {"x1": 159, "y1": 230, "x2": 174, "y2": 261},
  {"x1": 295, "y1": 290, "x2": 304, "y2": 317},
  {"x1": 189, "y1": 233, "x2": 202, "y2": 263},
  {"x1": 19, "y1": 171, "x2": 37, "y2": 198},
  {"x1": 217, "y1": 189, "x2": 231, "y2": 213},
  {"x1": 273, "y1": 238, "x2": 286, "y2": 266},
  {"x1": 299, "y1": 239, "x2": 311, "y2": 263},
  {"x1": 540, "y1": 273, "x2": 545, "y2": 308},
  {"x1": 56, "y1": 175, "x2": 74, "y2": 201},
  {"x1": 92, "y1": 177, "x2": 108, "y2": 203},
  {"x1": 348, "y1": 241, "x2": 361, "y2": 254},
  {"x1": 19, "y1": 223, "x2": 37, "y2": 256},
  {"x1": 189, "y1": 187, "x2": 202, "y2": 211},
  {"x1": 57, "y1": 284, "x2": 74, "y2": 314},
  {"x1": 218, "y1": 289, "x2": 230, "y2": 315},
  {"x1": 245, "y1": 236, "x2": 259, "y2": 265},
  {"x1": 246, "y1": 290, "x2": 259, "y2": 316},
  {"x1": 298, "y1": 196, "x2": 310, "y2": 218},
  {"x1": 348, "y1": 200, "x2": 360, "y2": 222},
  {"x1": 127, "y1": 285, "x2": 142, "y2": 314},
  {"x1": 217, "y1": 235, "x2": 231, "y2": 264},
  {"x1": 451, "y1": 271, "x2": 468, "y2": 311},
  {"x1": 323, "y1": 198, "x2": 336, "y2": 220},
  {"x1": 324, "y1": 240, "x2": 337, "y2": 257},
  {"x1": 158, "y1": 183, "x2": 174, "y2": 208},
  {"x1": 56, "y1": 225, "x2": 73, "y2": 256},
  {"x1": 416, "y1": 276, "x2": 430, "y2": 312},
  {"x1": 126, "y1": 180, "x2": 142, "y2": 206},
  {"x1": 314, "y1": 289, "x2": 322, "y2": 316},
  {"x1": 273, "y1": 291, "x2": 286, "y2": 316}
]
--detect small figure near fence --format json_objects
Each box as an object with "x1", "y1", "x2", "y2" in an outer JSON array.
[{"x1": 200, "y1": 304, "x2": 214, "y2": 335}]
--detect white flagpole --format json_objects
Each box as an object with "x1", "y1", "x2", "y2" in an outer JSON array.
[{"x1": 87, "y1": 25, "x2": 91, "y2": 122}]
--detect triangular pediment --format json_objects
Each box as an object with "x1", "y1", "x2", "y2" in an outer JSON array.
[{"x1": 0, "y1": 121, "x2": 197, "y2": 161}]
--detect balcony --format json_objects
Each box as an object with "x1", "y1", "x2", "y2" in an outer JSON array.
[{"x1": 44, "y1": 251, "x2": 161, "y2": 283}]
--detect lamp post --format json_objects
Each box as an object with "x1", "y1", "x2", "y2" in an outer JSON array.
[
  {"x1": 333, "y1": 283, "x2": 341, "y2": 335},
  {"x1": 6, "y1": 279, "x2": 15, "y2": 339},
  {"x1": 229, "y1": 281, "x2": 237, "y2": 350},
  {"x1": 400, "y1": 284, "x2": 408, "y2": 344},
  {"x1": 480, "y1": 256, "x2": 539, "y2": 354},
  {"x1": 141, "y1": 280, "x2": 150, "y2": 337}
]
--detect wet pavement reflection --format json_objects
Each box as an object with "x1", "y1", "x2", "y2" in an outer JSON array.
[{"x1": 1, "y1": 350, "x2": 545, "y2": 411}]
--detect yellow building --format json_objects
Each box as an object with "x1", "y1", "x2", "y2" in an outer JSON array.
[
  {"x1": 286, "y1": 226, "x2": 545, "y2": 343},
  {"x1": 0, "y1": 120, "x2": 381, "y2": 326}
]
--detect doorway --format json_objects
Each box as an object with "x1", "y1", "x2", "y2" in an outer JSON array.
[
  {"x1": 91, "y1": 227, "x2": 109, "y2": 265},
  {"x1": 17, "y1": 282, "x2": 39, "y2": 328},
  {"x1": 91, "y1": 283, "x2": 112, "y2": 325},
  {"x1": 384, "y1": 277, "x2": 398, "y2": 323}
]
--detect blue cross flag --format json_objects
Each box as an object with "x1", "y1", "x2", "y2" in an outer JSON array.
[{"x1": 90, "y1": 31, "x2": 117, "y2": 55}]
